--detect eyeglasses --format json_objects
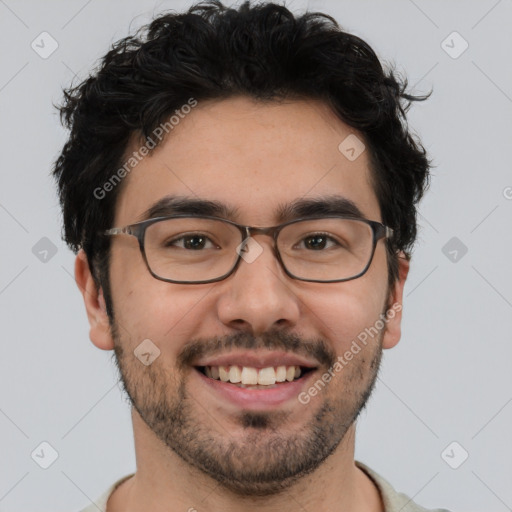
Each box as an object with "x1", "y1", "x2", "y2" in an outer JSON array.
[{"x1": 103, "y1": 215, "x2": 393, "y2": 284}]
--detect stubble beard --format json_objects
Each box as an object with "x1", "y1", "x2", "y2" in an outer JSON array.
[{"x1": 111, "y1": 326, "x2": 383, "y2": 496}]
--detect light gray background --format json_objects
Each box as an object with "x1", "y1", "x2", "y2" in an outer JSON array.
[{"x1": 1, "y1": 0, "x2": 511, "y2": 511}]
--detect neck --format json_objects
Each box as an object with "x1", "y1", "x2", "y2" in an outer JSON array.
[{"x1": 107, "y1": 410, "x2": 383, "y2": 512}]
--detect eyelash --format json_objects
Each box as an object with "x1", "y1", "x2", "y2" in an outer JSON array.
[{"x1": 166, "y1": 233, "x2": 343, "y2": 251}]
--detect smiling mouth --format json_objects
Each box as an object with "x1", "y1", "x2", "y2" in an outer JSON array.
[{"x1": 196, "y1": 365, "x2": 315, "y2": 388}]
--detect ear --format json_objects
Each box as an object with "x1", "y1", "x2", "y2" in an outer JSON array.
[
  {"x1": 382, "y1": 252, "x2": 410, "y2": 350},
  {"x1": 74, "y1": 249, "x2": 115, "y2": 351}
]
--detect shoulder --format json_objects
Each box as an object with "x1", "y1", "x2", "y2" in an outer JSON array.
[
  {"x1": 355, "y1": 460, "x2": 452, "y2": 512},
  {"x1": 76, "y1": 474, "x2": 135, "y2": 512}
]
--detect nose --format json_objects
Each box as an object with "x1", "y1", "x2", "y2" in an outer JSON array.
[{"x1": 215, "y1": 236, "x2": 301, "y2": 334}]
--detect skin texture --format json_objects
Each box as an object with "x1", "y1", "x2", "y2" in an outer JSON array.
[{"x1": 75, "y1": 96, "x2": 409, "y2": 512}]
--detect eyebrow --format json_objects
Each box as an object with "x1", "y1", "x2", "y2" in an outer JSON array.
[
  {"x1": 137, "y1": 196, "x2": 240, "y2": 221},
  {"x1": 137, "y1": 194, "x2": 365, "y2": 224}
]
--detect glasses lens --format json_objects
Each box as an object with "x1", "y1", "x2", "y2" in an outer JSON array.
[
  {"x1": 278, "y1": 218, "x2": 375, "y2": 281},
  {"x1": 144, "y1": 218, "x2": 241, "y2": 282}
]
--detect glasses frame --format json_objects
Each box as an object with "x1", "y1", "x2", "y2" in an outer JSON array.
[{"x1": 103, "y1": 214, "x2": 393, "y2": 285}]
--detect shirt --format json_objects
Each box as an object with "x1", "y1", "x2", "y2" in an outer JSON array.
[{"x1": 77, "y1": 460, "x2": 452, "y2": 512}]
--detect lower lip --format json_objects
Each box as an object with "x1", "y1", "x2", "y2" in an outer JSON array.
[{"x1": 195, "y1": 368, "x2": 317, "y2": 410}]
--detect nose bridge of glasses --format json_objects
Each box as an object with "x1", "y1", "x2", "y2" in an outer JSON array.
[
  {"x1": 237, "y1": 226, "x2": 280, "y2": 262},
  {"x1": 242, "y1": 225, "x2": 281, "y2": 251},
  {"x1": 244, "y1": 225, "x2": 278, "y2": 239}
]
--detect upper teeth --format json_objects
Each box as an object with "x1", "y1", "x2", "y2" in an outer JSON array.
[{"x1": 204, "y1": 365, "x2": 302, "y2": 385}]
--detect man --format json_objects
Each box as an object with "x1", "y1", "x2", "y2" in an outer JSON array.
[{"x1": 53, "y1": 1, "x2": 450, "y2": 511}]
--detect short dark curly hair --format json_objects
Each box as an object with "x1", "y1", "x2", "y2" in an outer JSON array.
[{"x1": 53, "y1": 0, "x2": 431, "y2": 318}]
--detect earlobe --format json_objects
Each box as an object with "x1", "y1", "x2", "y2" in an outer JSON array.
[
  {"x1": 74, "y1": 249, "x2": 115, "y2": 351},
  {"x1": 382, "y1": 253, "x2": 410, "y2": 350}
]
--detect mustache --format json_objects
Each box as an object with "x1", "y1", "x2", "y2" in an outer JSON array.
[{"x1": 177, "y1": 330, "x2": 337, "y2": 370}]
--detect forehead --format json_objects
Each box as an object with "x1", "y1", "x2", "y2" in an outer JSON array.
[{"x1": 114, "y1": 96, "x2": 381, "y2": 226}]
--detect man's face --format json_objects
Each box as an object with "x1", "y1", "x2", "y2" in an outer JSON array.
[{"x1": 86, "y1": 97, "x2": 406, "y2": 495}]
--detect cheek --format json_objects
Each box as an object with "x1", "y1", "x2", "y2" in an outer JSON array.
[
  {"x1": 111, "y1": 267, "x2": 213, "y2": 353},
  {"x1": 303, "y1": 267, "x2": 389, "y2": 353}
]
